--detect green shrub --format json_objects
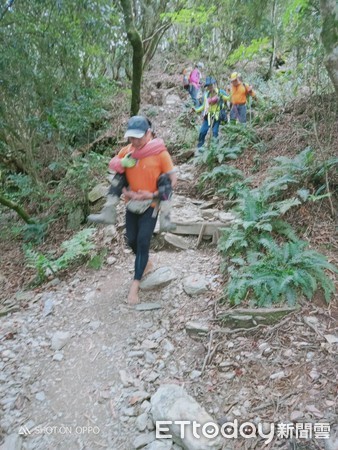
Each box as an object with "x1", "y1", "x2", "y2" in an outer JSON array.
[
  {"x1": 24, "y1": 228, "x2": 95, "y2": 283},
  {"x1": 198, "y1": 124, "x2": 259, "y2": 169},
  {"x1": 4, "y1": 174, "x2": 39, "y2": 203},
  {"x1": 226, "y1": 239, "x2": 336, "y2": 306},
  {"x1": 269, "y1": 147, "x2": 315, "y2": 181},
  {"x1": 199, "y1": 165, "x2": 245, "y2": 191},
  {"x1": 43, "y1": 78, "x2": 116, "y2": 146},
  {"x1": 218, "y1": 189, "x2": 300, "y2": 257}
]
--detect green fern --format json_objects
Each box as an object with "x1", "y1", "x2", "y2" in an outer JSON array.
[
  {"x1": 24, "y1": 246, "x2": 56, "y2": 282},
  {"x1": 57, "y1": 229, "x2": 95, "y2": 270},
  {"x1": 226, "y1": 240, "x2": 336, "y2": 306},
  {"x1": 199, "y1": 165, "x2": 244, "y2": 191},
  {"x1": 198, "y1": 125, "x2": 259, "y2": 170},
  {"x1": 270, "y1": 147, "x2": 315, "y2": 179},
  {"x1": 218, "y1": 179, "x2": 250, "y2": 200},
  {"x1": 218, "y1": 189, "x2": 300, "y2": 257},
  {"x1": 24, "y1": 229, "x2": 95, "y2": 283}
]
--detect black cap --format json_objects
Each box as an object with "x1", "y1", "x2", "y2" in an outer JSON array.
[{"x1": 124, "y1": 116, "x2": 150, "y2": 139}]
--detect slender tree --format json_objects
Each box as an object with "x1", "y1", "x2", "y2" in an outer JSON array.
[
  {"x1": 319, "y1": 0, "x2": 338, "y2": 98},
  {"x1": 120, "y1": 0, "x2": 144, "y2": 115}
]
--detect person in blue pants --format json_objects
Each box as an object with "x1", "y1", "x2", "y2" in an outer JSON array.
[{"x1": 193, "y1": 76, "x2": 230, "y2": 152}]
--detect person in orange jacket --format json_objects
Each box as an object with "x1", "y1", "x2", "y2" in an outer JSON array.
[
  {"x1": 229, "y1": 72, "x2": 256, "y2": 124},
  {"x1": 88, "y1": 116, "x2": 177, "y2": 305}
]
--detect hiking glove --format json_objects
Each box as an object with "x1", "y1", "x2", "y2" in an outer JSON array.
[{"x1": 121, "y1": 153, "x2": 136, "y2": 168}]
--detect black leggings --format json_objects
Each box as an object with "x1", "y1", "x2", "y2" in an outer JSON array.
[{"x1": 125, "y1": 207, "x2": 158, "y2": 280}]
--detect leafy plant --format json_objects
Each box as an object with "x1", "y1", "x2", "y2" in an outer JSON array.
[
  {"x1": 46, "y1": 79, "x2": 114, "y2": 146},
  {"x1": 87, "y1": 249, "x2": 108, "y2": 270},
  {"x1": 262, "y1": 148, "x2": 337, "y2": 204},
  {"x1": 218, "y1": 189, "x2": 300, "y2": 257},
  {"x1": 218, "y1": 179, "x2": 251, "y2": 200},
  {"x1": 199, "y1": 165, "x2": 245, "y2": 191},
  {"x1": 4, "y1": 174, "x2": 39, "y2": 203},
  {"x1": 227, "y1": 37, "x2": 271, "y2": 66},
  {"x1": 198, "y1": 125, "x2": 259, "y2": 170},
  {"x1": 24, "y1": 229, "x2": 95, "y2": 283},
  {"x1": 269, "y1": 147, "x2": 315, "y2": 181},
  {"x1": 226, "y1": 239, "x2": 336, "y2": 306},
  {"x1": 21, "y1": 223, "x2": 48, "y2": 244}
]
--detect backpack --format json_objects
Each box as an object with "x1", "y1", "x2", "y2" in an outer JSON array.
[
  {"x1": 182, "y1": 69, "x2": 189, "y2": 90},
  {"x1": 243, "y1": 82, "x2": 253, "y2": 95},
  {"x1": 218, "y1": 89, "x2": 228, "y2": 123}
]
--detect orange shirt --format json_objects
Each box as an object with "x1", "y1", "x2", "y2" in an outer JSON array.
[
  {"x1": 231, "y1": 83, "x2": 255, "y2": 105},
  {"x1": 118, "y1": 144, "x2": 174, "y2": 193}
]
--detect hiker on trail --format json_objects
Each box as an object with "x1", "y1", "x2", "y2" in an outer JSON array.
[
  {"x1": 89, "y1": 116, "x2": 177, "y2": 305},
  {"x1": 193, "y1": 76, "x2": 230, "y2": 151},
  {"x1": 229, "y1": 72, "x2": 256, "y2": 124},
  {"x1": 188, "y1": 62, "x2": 204, "y2": 106},
  {"x1": 88, "y1": 118, "x2": 176, "y2": 232}
]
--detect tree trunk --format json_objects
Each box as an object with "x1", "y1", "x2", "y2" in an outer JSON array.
[
  {"x1": 120, "y1": 0, "x2": 144, "y2": 116},
  {"x1": 0, "y1": 194, "x2": 35, "y2": 224},
  {"x1": 267, "y1": 0, "x2": 278, "y2": 81},
  {"x1": 319, "y1": 0, "x2": 338, "y2": 99}
]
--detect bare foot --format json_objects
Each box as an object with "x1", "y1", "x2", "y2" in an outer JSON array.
[
  {"x1": 127, "y1": 280, "x2": 140, "y2": 305},
  {"x1": 142, "y1": 260, "x2": 154, "y2": 277}
]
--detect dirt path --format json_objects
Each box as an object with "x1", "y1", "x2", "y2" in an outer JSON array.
[
  {"x1": 1, "y1": 235, "x2": 223, "y2": 450},
  {"x1": 1, "y1": 74, "x2": 337, "y2": 450}
]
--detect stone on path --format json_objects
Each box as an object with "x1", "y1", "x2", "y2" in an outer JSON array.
[
  {"x1": 51, "y1": 331, "x2": 71, "y2": 351},
  {"x1": 88, "y1": 183, "x2": 108, "y2": 203},
  {"x1": 135, "y1": 303, "x2": 162, "y2": 311},
  {"x1": 164, "y1": 233, "x2": 190, "y2": 250},
  {"x1": 151, "y1": 384, "x2": 223, "y2": 450},
  {"x1": 133, "y1": 431, "x2": 156, "y2": 449},
  {"x1": 185, "y1": 321, "x2": 209, "y2": 336},
  {"x1": 0, "y1": 434, "x2": 22, "y2": 450},
  {"x1": 145, "y1": 440, "x2": 173, "y2": 450},
  {"x1": 183, "y1": 274, "x2": 208, "y2": 296},
  {"x1": 140, "y1": 267, "x2": 176, "y2": 291}
]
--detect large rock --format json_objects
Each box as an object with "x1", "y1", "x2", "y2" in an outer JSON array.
[
  {"x1": 140, "y1": 267, "x2": 176, "y2": 291},
  {"x1": 183, "y1": 275, "x2": 208, "y2": 296},
  {"x1": 165, "y1": 94, "x2": 181, "y2": 105},
  {"x1": 145, "y1": 440, "x2": 173, "y2": 450},
  {"x1": 0, "y1": 434, "x2": 22, "y2": 450},
  {"x1": 151, "y1": 384, "x2": 223, "y2": 450},
  {"x1": 164, "y1": 233, "x2": 190, "y2": 250},
  {"x1": 88, "y1": 183, "x2": 109, "y2": 203},
  {"x1": 51, "y1": 331, "x2": 71, "y2": 351},
  {"x1": 219, "y1": 307, "x2": 298, "y2": 328}
]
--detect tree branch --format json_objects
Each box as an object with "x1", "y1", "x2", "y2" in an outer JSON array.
[{"x1": 0, "y1": 194, "x2": 36, "y2": 224}]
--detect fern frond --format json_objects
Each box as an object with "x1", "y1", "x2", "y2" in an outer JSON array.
[{"x1": 272, "y1": 219, "x2": 298, "y2": 242}]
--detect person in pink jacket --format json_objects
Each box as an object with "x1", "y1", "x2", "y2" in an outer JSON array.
[{"x1": 188, "y1": 62, "x2": 204, "y2": 106}]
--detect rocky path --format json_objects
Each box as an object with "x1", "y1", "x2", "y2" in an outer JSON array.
[
  {"x1": 0, "y1": 216, "x2": 225, "y2": 450},
  {"x1": 1, "y1": 189, "x2": 337, "y2": 450},
  {"x1": 1, "y1": 80, "x2": 337, "y2": 450}
]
